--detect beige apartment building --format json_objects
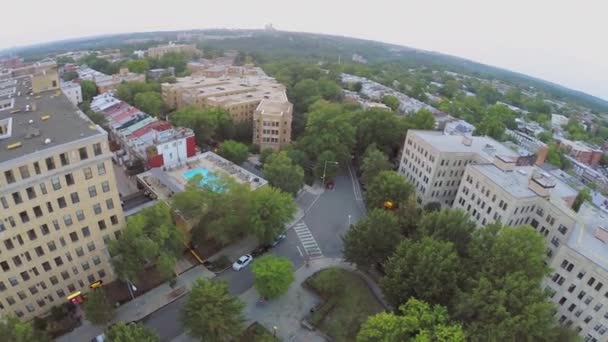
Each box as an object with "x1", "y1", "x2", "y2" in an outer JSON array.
[
  {"x1": 162, "y1": 74, "x2": 292, "y2": 150},
  {"x1": 398, "y1": 130, "x2": 518, "y2": 208},
  {"x1": 0, "y1": 68, "x2": 124, "y2": 320},
  {"x1": 543, "y1": 204, "x2": 608, "y2": 342},
  {"x1": 147, "y1": 43, "x2": 200, "y2": 59}
]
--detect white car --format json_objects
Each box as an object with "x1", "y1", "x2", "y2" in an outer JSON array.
[{"x1": 232, "y1": 254, "x2": 253, "y2": 271}]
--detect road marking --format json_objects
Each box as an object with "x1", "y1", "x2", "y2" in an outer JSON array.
[
  {"x1": 296, "y1": 246, "x2": 304, "y2": 257},
  {"x1": 347, "y1": 163, "x2": 363, "y2": 201},
  {"x1": 305, "y1": 193, "x2": 322, "y2": 213},
  {"x1": 292, "y1": 221, "x2": 323, "y2": 259}
]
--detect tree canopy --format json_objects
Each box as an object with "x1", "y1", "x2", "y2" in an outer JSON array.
[
  {"x1": 182, "y1": 279, "x2": 245, "y2": 341},
  {"x1": 360, "y1": 145, "x2": 392, "y2": 186},
  {"x1": 0, "y1": 315, "x2": 49, "y2": 342},
  {"x1": 80, "y1": 80, "x2": 98, "y2": 102},
  {"x1": 357, "y1": 298, "x2": 465, "y2": 342},
  {"x1": 418, "y1": 209, "x2": 475, "y2": 256},
  {"x1": 572, "y1": 187, "x2": 592, "y2": 212},
  {"x1": 263, "y1": 151, "x2": 305, "y2": 195},
  {"x1": 217, "y1": 140, "x2": 249, "y2": 165},
  {"x1": 250, "y1": 186, "x2": 296, "y2": 244},
  {"x1": 125, "y1": 59, "x2": 150, "y2": 74},
  {"x1": 171, "y1": 106, "x2": 234, "y2": 145},
  {"x1": 109, "y1": 204, "x2": 182, "y2": 282},
  {"x1": 365, "y1": 170, "x2": 414, "y2": 209},
  {"x1": 251, "y1": 256, "x2": 295, "y2": 299},
  {"x1": 83, "y1": 289, "x2": 115, "y2": 325},
  {"x1": 382, "y1": 95, "x2": 400, "y2": 111},
  {"x1": 106, "y1": 322, "x2": 159, "y2": 342},
  {"x1": 133, "y1": 91, "x2": 164, "y2": 117},
  {"x1": 343, "y1": 208, "x2": 402, "y2": 269}
]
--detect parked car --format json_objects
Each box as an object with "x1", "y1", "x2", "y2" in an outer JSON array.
[
  {"x1": 270, "y1": 234, "x2": 287, "y2": 247},
  {"x1": 232, "y1": 254, "x2": 253, "y2": 271},
  {"x1": 91, "y1": 334, "x2": 105, "y2": 342}
]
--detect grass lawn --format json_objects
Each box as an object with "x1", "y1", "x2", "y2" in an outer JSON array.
[{"x1": 307, "y1": 268, "x2": 384, "y2": 341}]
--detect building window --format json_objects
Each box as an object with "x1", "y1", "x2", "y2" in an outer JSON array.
[
  {"x1": 63, "y1": 214, "x2": 73, "y2": 226},
  {"x1": 47, "y1": 241, "x2": 57, "y2": 251},
  {"x1": 65, "y1": 173, "x2": 75, "y2": 186},
  {"x1": 59, "y1": 153, "x2": 69, "y2": 166},
  {"x1": 20, "y1": 271, "x2": 30, "y2": 281},
  {"x1": 106, "y1": 199, "x2": 114, "y2": 210},
  {"x1": 81, "y1": 226, "x2": 90, "y2": 237},
  {"x1": 98, "y1": 269, "x2": 106, "y2": 278},
  {"x1": 6, "y1": 296, "x2": 16, "y2": 305},
  {"x1": 76, "y1": 210, "x2": 85, "y2": 222},
  {"x1": 61, "y1": 271, "x2": 70, "y2": 280},
  {"x1": 78, "y1": 147, "x2": 88, "y2": 160},
  {"x1": 3, "y1": 239, "x2": 14, "y2": 250},
  {"x1": 54, "y1": 257, "x2": 63, "y2": 267},
  {"x1": 46, "y1": 201, "x2": 53, "y2": 213},
  {"x1": 98, "y1": 220, "x2": 107, "y2": 230},
  {"x1": 558, "y1": 225, "x2": 568, "y2": 235},
  {"x1": 33, "y1": 206, "x2": 43, "y2": 218},
  {"x1": 12, "y1": 192, "x2": 22, "y2": 205},
  {"x1": 75, "y1": 247, "x2": 84, "y2": 257},
  {"x1": 33, "y1": 162, "x2": 40, "y2": 175},
  {"x1": 26, "y1": 187, "x2": 36, "y2": 200},
  {"x1": 69, "y1": 232, "x2": 80, "y2": 244},
  {"x1": 51, "y1": 177, "x2": 61, "y2": 190},
  {"x1": 57, "y1": 196, "x2": 67, "y2": 208},
  {"x1": 84, "y1": 167, "x2": 93, "y2": 180},
  {"x1": 0, "y1": 196, "x2": 8, "y2": 209},
  {"x1": 97, "y1": 163, "x2": 106, "y2": 175},
  {"x1": 12, "y1": 256, "x2": 22, "y2": 267},
  {"x1": 4, "y1": 170, "x2": 15, "y2": 184},
  {"x1": 87, "y1": 242, "x2": 96, "y2": 252},
  {"x1": 8, "y1": 277, "x2": 18, "y2": 286},
  {"x1": 110, "y1": 215, "x2": 119, "y2": 225},
  {"x1": 589, "y1": 277, "x2": 596, "y2": 286},
  {"x1": 27, "y1": 229, "x2": 37, "y2": 241},
  {"x1": 93, "y1": 143, "x2": 102, "y2": 156},
  {"x1": 26, "y1": 304, "x2": 35, "y2": 313},
  {"x1": 88, "y1": 186, "x2": 97, "y2": 198},
  {"x1": 93, "y1": 203, "x2": 102, "y2": 215},
  {"x1": 93, "y1": 256, "x2": 101, "y2": 265},
  {"x1": 71, "y1": 192, "x2": 80, "y2": 204},
  {"x1": 82, "y1": 262, "x2": 90, "y2": 271},
  {"x1": 101, "y1": 181, "x2": 110, "y2": 193},
  {"x1": 19, "y1": 211, "x2": 29, "y2": 223},
  {"x1": 39, "y1": 183, "x2": 47, "y2": 195}
]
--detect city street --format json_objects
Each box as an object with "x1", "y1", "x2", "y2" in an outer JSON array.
[{"x1": 142, "y1": 165, "x2": 364, "y2": 341}]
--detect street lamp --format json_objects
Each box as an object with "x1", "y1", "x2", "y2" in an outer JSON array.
[
  {"x1": 348, "y1": 214, "x2": 352, "y2": 227},
  {"x1": 321, "y1": 160, "x2": 339, "y2": 185},
  {"x1": 126, "y1": 279, "x2": 137, "y2": 300},
  {"x1": 273, "y1": 326, "x2": 278, "y2": 337}
]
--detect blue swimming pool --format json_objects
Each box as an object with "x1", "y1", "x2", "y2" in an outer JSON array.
[{"x1": 183, "y1": 167, "x2": 218, "y2": 187}]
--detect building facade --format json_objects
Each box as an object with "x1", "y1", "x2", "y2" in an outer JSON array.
[
  {"x1": 0, "y1": 68, "x2": 125, "y2": 320},
  {"x1": 147, "y1": 44, "x2": 200, "y2": 59},
  {"x1": 60, "y1": 81, "x2": 83, "y2": 106}
]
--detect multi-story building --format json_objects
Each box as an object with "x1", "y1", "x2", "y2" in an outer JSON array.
[
  {"x1": 505, "y1": 129, "x2": 548, "y2": 165},
  {"x1": 556, "y1": 137, "x2": 604, "y2": 169},
  {"x1": 398, "y1": 130, "x2": 518, "y2": 208},
  {"x1": 147, "y1": 43, "x2": 200, "y2": 59},
  {"x1": 162, "y1": 74, "x2": 292, "y2": 150},
  {"x1": 543, "y1": 204, "x2": 608, "y2": 341},
  {"x1": 60, "y1": 81, "x2": 83, "y2": 106},
  {"x1": 95, "y1": 68, "x2": 145, "y2": 94},
  {"x1": 0, "y1": 68, "x2": 125, "y2": 320}
]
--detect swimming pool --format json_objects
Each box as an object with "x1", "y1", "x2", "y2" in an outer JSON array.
[{"x1": 183, "y1": 167, "x2": 218, "y2": 188}]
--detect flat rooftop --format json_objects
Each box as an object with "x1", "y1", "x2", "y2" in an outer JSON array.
[
  {"x1": 138, "y1": 152, "x2": 267, "y2": 199},
  {"x1": 0, "y1": 76, "x2": 103, "y2": 164},
  {"x1": 470, "y1": 164, "x2": 578, "y2": 201},
  {"x1": 567, "y1": 204, "x2": 608, "y2": 271},
  {"x1": 410, "y1": 130, "x2": 518, "y2": 162}
]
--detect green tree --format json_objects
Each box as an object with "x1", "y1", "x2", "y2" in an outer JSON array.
[
  {"x1": 382, "y1": 95, "x2": 400, "y2": 111},
  {"x1": 218, "y1": 140, "x2": 249, "y2": 165},
  {"x1": 291, "y1": 78, "x2": 321, "y2": 113},
  {"x1": 343, "y1": 209, "x2": 402, "y2": 269},
  {"x1": 572, "y1": 187, "x2": 592, "y2": 212},
  {"x1": 133, "y1": 91, "x2": 163, "y2": 116},
  {"x1": 109, "y1": 204, "x2": 182, "y2": 282},
  {"x1": 537, "y1": 131, "x2": 553, "y2": 143},
  {"x1": 454, "y1": 224, "x2": 555, "y2": 341},
  {"x1": 250, "y1": 186, "x2": 296, "y2": 243},
  {"x1": 299, "y1": 100, "x2": 356, "y2": 163},
  {"x1": 0, "y1": 315, "x2": 49, "y2": 342},
  {"x1": 407, "y1": 109, "x2": 435, "y2": 130},
  {"x1": 125, "y1": 59, "x2": 150, "y2": 74},
  {"x1": 251, "y1": 256, "x2": 295, "y2": 299},
  {"x1": 546, "y1": 143, "x2": 571, "y2": 170},
  {"x1": 116, "y1": 81, "x2": 159, "y2": 104},
  {"x1": 61, "y1": 71, "x2": 78, "y2": 82},
  {"x1": 83, "y1": 289, "x2": 114, "y2": 325},
  {"x1": 360, "y1": 145, "x2": 392, "y2": 186},
  {"x1": 81, "y1": 80, "x2": 98, "y2": 102},
  {"x1": 106, "y1": 322, "x2": 159, "y2": 342},
  {"x1": 475, "y1": 84, "x2": 500, "y2": 105},
  {"x1": 182, "y1": 279, "x2": 245, "y2": 341},
  {"x1": 476, "y1": 104, "x2": 516, "y2": 139},
  {"x1": 357, "y1": 298, "x2": 465, "y2": 342},
  {"x1": 381, "y1": 238, "x2": 460, "y2": 307},
  {"x1": 314, "y1": 150, "x2": 340, "y2": 182},
  {"x1": 171, "y1": 107, "x2": 234, "y2": 145},
  {"x1": 365, "y1": 171, "x2": 414, "y2": 208},
  {"x1": 352, "y1": 109, "x2": 406, "y2": 157},
  {"x1": 263, "y1": 151, "x2": 304, "y2": 195},
  {"x1": 418, "y1": 209, "x2": 475, "y2": 256},
  {"x1": 395, "y1": 195, "x2": 422, "y2": 237},
  {"x1": 439, "y1": 80, "x2": 461, "y2": 99}
]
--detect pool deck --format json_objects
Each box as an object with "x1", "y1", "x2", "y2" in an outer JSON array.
[{"x1": 137, "y1": 152, "x2": 268, "y2": 200}]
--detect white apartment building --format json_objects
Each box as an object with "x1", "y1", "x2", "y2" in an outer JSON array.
[
  {"x1": 60, "y1": 81, "x2": 82, "y2": 106},
  {"x1": 543, "y1": 204, "x2": 608, "y2": 342},
  {"x1": 398, "y1": 130, "x2": 518, "y2": 208}
]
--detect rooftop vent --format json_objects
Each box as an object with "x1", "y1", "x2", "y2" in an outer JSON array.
[
  {"x1": 462, "y1": 135, "x2": 473, "y2": 146},
  {"x1": 44, "y1": 138, "x2": 52, "y2": 145},
  {"x1": 594, "y1": 226, "x2": 608, "y2": 244}
]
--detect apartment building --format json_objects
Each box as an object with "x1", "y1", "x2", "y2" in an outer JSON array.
[
  {"x1": 162, "y1": 74, "x2": 292, "y2": 150},
  {"x1": 0, "y1": 68, "x2": 125, "y2": 320},
  {"x1": 398, "y1": 130, "x2": 518, "y2": 208},
  {"x1": 452, "y1": 159, "x2": 578, "y2": 258},
  {"x1": 543, "y1": 204, "x2": 608, "y2": 342},
  {"x1": 60, "y1": 81, "x2": 83, "y2": 106},
  {"x1": 147, "y1": 43, "x2": 200, "y2": 59},
  {"x1": 556, "y1": 137, "x2": 604, "y2": 169}
]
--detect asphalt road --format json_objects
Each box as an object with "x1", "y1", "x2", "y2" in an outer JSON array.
[{"x1": 142, "y1": 166, "x2": 362, "y2": 341}]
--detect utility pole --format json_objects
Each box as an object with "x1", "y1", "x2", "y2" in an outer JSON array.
[{"x1": 321, "y1": 160, "x2": 339, "y2": 185}]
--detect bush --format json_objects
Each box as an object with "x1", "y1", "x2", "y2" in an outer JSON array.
[
  {"x1": 310, "y1": 298, "x2": 337, "y2": 326},
  {"x1": 309, "y1": 268, "x2": 342, "y2": 298}
]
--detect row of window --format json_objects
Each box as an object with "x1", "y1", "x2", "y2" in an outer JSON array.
[{"x1": 3, "y1": 143, "x2": 103, "y2": 185}]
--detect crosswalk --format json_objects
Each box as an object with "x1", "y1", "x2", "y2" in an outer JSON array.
[{"x1": 293, "y1": 222, "x2": 323, "y2": 258}]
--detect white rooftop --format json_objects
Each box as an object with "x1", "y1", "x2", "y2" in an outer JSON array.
[{"x1": 567, "y1": 204, "x2": 608, "y2": 272}]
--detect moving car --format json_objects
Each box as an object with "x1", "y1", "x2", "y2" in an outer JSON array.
[{"x1": 232, "y1": 254, "x2": 253, "y2": 271}]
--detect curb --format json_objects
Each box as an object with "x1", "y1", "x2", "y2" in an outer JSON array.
[{"x1": 137, "y1": 288, "x2": 190, "y2": 322}]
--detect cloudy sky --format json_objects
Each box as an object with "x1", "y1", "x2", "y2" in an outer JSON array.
[{"x1": 4, "y1": 0, "x2": 607, "y2": 100}]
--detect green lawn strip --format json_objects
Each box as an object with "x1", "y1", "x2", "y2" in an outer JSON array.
[{"x1": 307, "y1": 268, "x2": 384, "y2": 341}]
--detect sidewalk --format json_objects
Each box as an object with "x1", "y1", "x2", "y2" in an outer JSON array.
[{"x1": 57, "y1": 265, "x2": 215, "y2": 342}]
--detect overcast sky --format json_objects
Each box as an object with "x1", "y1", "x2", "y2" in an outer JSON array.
[{"x1": 4, "y1": 0, "x2": 607, "y2": 101}]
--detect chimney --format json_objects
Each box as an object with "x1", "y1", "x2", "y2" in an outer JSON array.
[
  {"x1": 462, "y1": 135, "x2": 472, "y2": 146},
  {"x1": 528, "y1": 170, "x2": 556, "y2": 198}
]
